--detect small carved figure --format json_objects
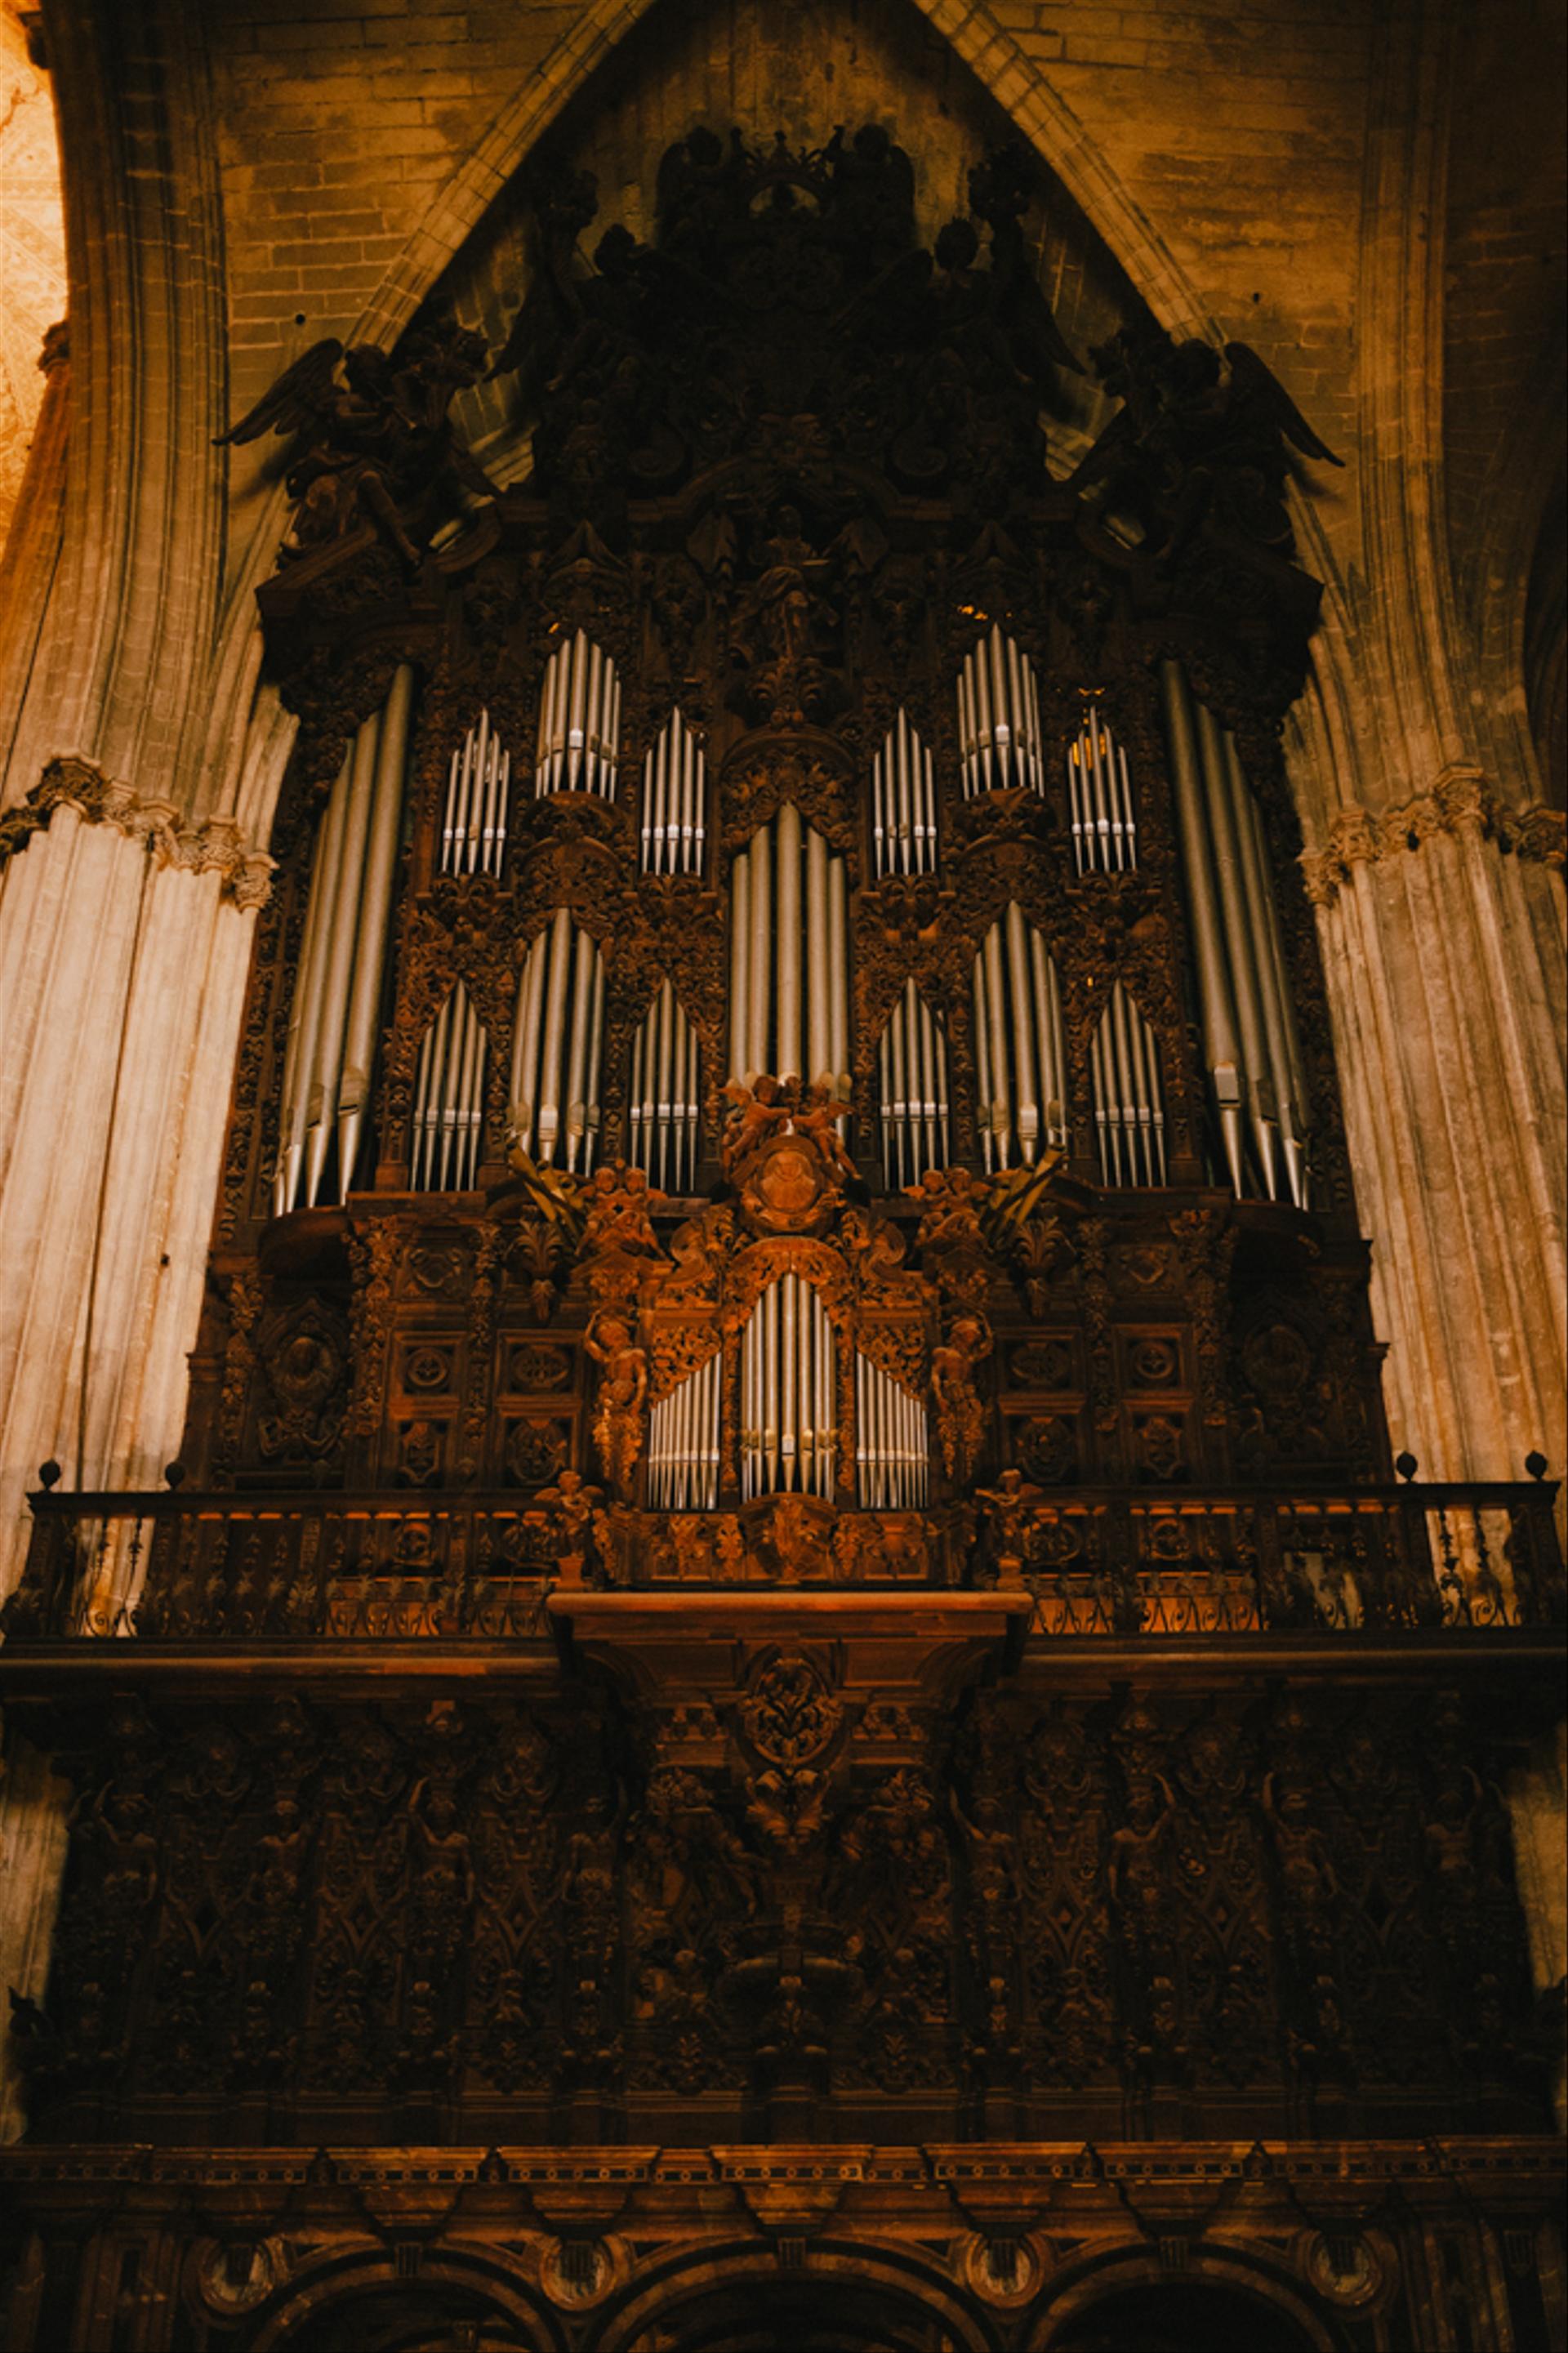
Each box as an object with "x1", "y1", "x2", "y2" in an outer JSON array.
[
  {"x1": 584, "y1": 1312, "x2": 649, "y2": 1498},
  {"x1": 930, "y1": 1310, "x2": 992, "y2": 1486}
]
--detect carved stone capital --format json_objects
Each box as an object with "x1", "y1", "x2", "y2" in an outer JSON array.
[
  {"x1": 1299, "y1": 773, "x2": 1564, "y2": 903},
  {"x1": 0, "y1": 758, "x2": 275, "y2": 906}
]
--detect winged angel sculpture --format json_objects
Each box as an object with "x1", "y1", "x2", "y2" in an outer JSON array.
[
  {"x1": 214, "y1": 298, "x2": 496, "y2": 567},
  {"x1": 1068, "y1": 318, "x2": 1342, "y2": 568}
]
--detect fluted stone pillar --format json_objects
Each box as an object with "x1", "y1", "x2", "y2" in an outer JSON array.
[{"x1": 0, "y1": 324, "x2": 69, "y2": 795}]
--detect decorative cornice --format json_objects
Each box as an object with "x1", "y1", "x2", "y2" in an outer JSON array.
[
  {"x1": 0, "y1": 758, "x2": 274, "y2": 908},
  {"x1": 1299, "y1": 767, "x2": 1566, "y2": 905}
]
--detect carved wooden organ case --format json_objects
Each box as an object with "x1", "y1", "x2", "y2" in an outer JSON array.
[{"x1": 192, "y1": 132, "x2": 1388, "y2": 1565}]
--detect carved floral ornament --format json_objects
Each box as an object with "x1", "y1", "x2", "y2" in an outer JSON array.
[
  {"x1": 1299, "y1": 767, "x2": 1565, "y2": 905},
  {"x1": 0, "y1": 757, "x2": 276, "y2": 906}
]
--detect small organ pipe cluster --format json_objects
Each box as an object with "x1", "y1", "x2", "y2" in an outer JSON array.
[
  {"x1": 410, "y1": 982, "x2": 487, "y2": 1192},
  {"x1": 510, "y1": 910, "x2": 605, "y2": 1174},
  {"x1": 957, "y1": 622, "x2": 1045, "y2": 797},
  {"x1": 640, "y1": 708, "x2": 707, "y2": 875},
  {"x1": 441, "y1": 709, "x2": 510, "y2": 877},
  {"x1": 871, "y1": 710, "x2": 938, "y2": 877},
  {"x1": 972, "y1": 905, "x2": 1070, "y2": 1171},
  {"x1": 274, "y1": 664, "x2": 414, "y2": 1214},
  {"x1": 741, "y1": 1274, "x2": 838, "y2": 1500},
  {"x1": 1090, "y1": 981, "x2": 1169, "y2": 1187},
  {"x1": 1160, "y1": 661, "x2": 1311, "y2": 1204},
  {"x1": 855, "y1": 1353, "x2": 930, "y2": 1509},
  {"x1": 535, "y1": 626, "x2": 621, "y2": 799},
  {"x1": 646, "y1": 1355, "x2": 723, "y2": 1513},
  {"x1": 876, "y1": 978, "x2": 951, "y2": 1188},
  {"x1": 727, "y1": 804, "x2": 852, "y2": 1099},
  {"x1": 1067, "y1": 702, "x2": 1137, "y2": 874},
  {"x1": 629, "y1": 980, "x2": 701, "y2": 1190}
]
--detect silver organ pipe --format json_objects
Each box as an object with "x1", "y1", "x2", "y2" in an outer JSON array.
[
  {"x1": 410, "y1": 980, "x2": 488, "y2": 1192},
  {"x1": 740, "y1": 1275, "x2": 836, "y2": 1501},
  {"x1": 441, "y1": 707, "x2": 510, "y2": 877},
  {"x1": 629, "y1": 978, "x2": 701, "y2": 1192},
  {"x1": 957, "y1": 623, "x2": 1044, "y2": 798},
  {"x1": 646, "y1": 1353, "x2": 722, "y2": 1512},
  {"x1": 274, "y1": 663, "x2": 416, "y2": 1214},
  {"x1": 509, "y1": 911, "x2": 605, "y2": 1172},
  {"x1": 1067, "y1": 703, "x2": 1137, "y2": 873},
  {"x1": 640, "y1": 708, "x2": 707, "y2": 874},
  {"x1": 871, "y1": 711, "x2": 938, "y2": 876},
  {"x1": 1159, "y1": 661, "x2": 1308, "y2": 1204},
  {"x1": 1089, "y1": 981, "x2": 1168, "y2": 1188},
  {"x1": 855, "y1": 1353, "x2": 929, "y2": 1510},
  {"x1": 877, "y1": 980, "x2": 950, "y2": 1188},
  {"x1": 535, "y1": 627, "x2": 620, "y2": 799},
  {"x1": 726, "y1": 806, "x2": 853, "y2": 1100},
  {"x1": 972, "y1": 907, "x2": 1067, "y2": 1173}
]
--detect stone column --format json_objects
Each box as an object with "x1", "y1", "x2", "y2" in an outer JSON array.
[{"x1": 0, "y1": 323, "x2": 69, "y2": 795}]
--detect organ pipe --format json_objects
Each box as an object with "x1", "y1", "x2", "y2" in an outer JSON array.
[
  {"x1": 1159, "y1": 661, "x2": 1308, "y2": 1203},
  {"x1": 274, "y1": 663, "x2": 416, "y2": 1214},
  {"x1": 972, "y1": 907, "x2": 1067, "y2": 1172},
  {"x1": 510, "y1": 911, "x2": 605, "y2": 1172},
  {"x1": 871, "y1": 711, "x2": 938, "y2": 876},
  {"x1": 647, "y1": 1353, "x2": 722, "y2": 1511},
  {"x1": 1067, "y1": 703, "x2": 1137, "y2": 873},
  {"x1": 410, "y1": 980, "x2": 488, "y2": 1192},
  {"x1": 726, "y1": 805, "x2": 852, "y2": 1103},
  {"x1": 877, "y1": 980, "x2": 950, "y2": 1188},
  {"x1": 629, "y1": 979, "x2": 701, "y2": 1192},
  {"x1": 855, "y1": 1352, "x2": 929, "y2": 1509},
  {"x1": 1089, "y1": 982, "x2": 1168, "y2": 1188},
  {"x1": 741, "y1": 1275, "x2": 836, "y2": 1501},
  {"x1": 640, "y1": 708, "x2": 707, "y2": 874},
  {"x1": 535, "y1": 627, "x2": 621, "y2": 799},
  {"x1": 957, "y1": 623, "x2": 1044, "y2": 798},
  {"x1": 442, "y1": 707, "x2": 510, "y2": 876}
]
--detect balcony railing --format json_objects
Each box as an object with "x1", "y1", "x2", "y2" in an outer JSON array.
[{"x1": 2, "y1": 1473, "x2": 1561, "y2": 1644}]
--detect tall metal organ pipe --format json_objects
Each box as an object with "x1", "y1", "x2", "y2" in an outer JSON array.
[
  {"x1": 1158, "y1": 661, "x2": 1308, "y2": 1203},
  {"x1": 741, "y1": 1274, "x2": 836, "y2": 1500},
  {"x1": 871, "y1": 711, "x2": 938, "y2": 876},
  {"x1": 640, "y1": 708, "x2": 706, "y2": 874},
  {"x1": 1067, "y1": 703, "x2": 1137, "y2": 872},
  {"x1": 629, "y1": 979, "x2": 701, "y2": 1192},
  {"x1": 442, "y1": 708, "x2": 510, "y2": 876},
  {"x1": 855, "y1": 1353, "x2": 929, "y2": 1509},
  {"x1": 956, "y1": 623, "x2": 1044, "y2": 797},
  {"x1": 646, "y1": 1353, "x2": 722, "y2": 1511},
  {"x1": 1089, "y1": 983, "x2": 1168, "y2": 1187},
  {"x1": 971, "y1": 907, "x2": 1067, "y2": 1171},
  {"x1": 274, "y1": 662, "x2": 416, "y2": 1214},
  {"x1": 876, "y1": 979, "x2": 951, "y2": 1188},
  {"x1": 410, "y1": 980, "x2": 488, "y2": 1192},
  {"x1": 535, "y1": 628, "x2": 621, "y2": 799},
  {"x1": 726, "y1": 805, "x2": 851, "y2": 1102},
  {"x1": 510, "y1": 911, "x2": 605, "y2": 1172}
]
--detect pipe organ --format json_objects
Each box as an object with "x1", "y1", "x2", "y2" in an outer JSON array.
[
  {"x1": 274, "y1": 664, "x2": 415, "y2": 1214},
  {"x1": 727, "y1": 804, "x2": 851, "y2": 1098},
  {"x1": 1090, "y1": 981, "x2": 1168, "y2": 1188},
  {"x1": 646, "y1": 1354, "x2": 722, "y2": 1512},
  {"x1": 957, "y1": 623, "x2": 1044, "y2": 797},
  {"x1": 509, "y1": 910, "x2": 605, "y2": 1171},
  {"x1": 441, "y1": 709, "x2": 510, "y2": 876},
  {"x1": 1160, "y1": 661, "x2": 1310, "y2": 1205},
  {"x1": 410, "y1": 981, "x2": 488, "y2": 1192},
  {"x1": 876, "y1": 978, "x2": 950, "y2": 1188},
  {"x1": 535, "y1": 626, "x2": 621, "y2": 799},
  {"x1": 855, "y1": 1353, "x2": 929, "y2": 1509},
  {"x1": 740, "y1": 1274, "x2": 837, "y2": 1500},
  {"x1": 972, "y1": 905, "x2": 1068, "y2": 1171},
  {"x1": 871, "y1": 710, "x2": 938, "y2": 876},
  {"x1": 1067, "y1": 703, "x2": 1136, "y2": 872},
  {"x1": 640, "y1": 708, "x2": 706, "y2": 874},
  {"x1": 629, "y1": 979, "x2": 701, "y2": 1191}
]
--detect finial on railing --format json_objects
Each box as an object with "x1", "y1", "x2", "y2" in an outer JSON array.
[
  {"x1": 1525, "y1": 1451, "x2": 1548, "y2": 1482},
  {"x1": 38, "y1": 1461, "x2": 60, "y2": 1491},
  {"x1": 164, "y1": 1461, "x2": 187, "y2": 1490},
  {"x1": 1395, "y1": 1451, "x2": 1418, "y2": 1482}
]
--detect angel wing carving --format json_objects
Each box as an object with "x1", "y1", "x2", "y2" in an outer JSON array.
[
  {"x1": 212, "y1": 340, "x2": 346, "y2": 447},
  {"x1": 1223, "y1": 342, "x2": 1343, "y2": 467}
]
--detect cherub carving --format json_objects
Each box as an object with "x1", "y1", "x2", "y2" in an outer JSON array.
[
  {"x1": 585, "y1": 1312, "x2": 648, "y2": 1498},
  {"x1": 930, "y1": 1309, "x2": 992, "y2": 1486}
]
